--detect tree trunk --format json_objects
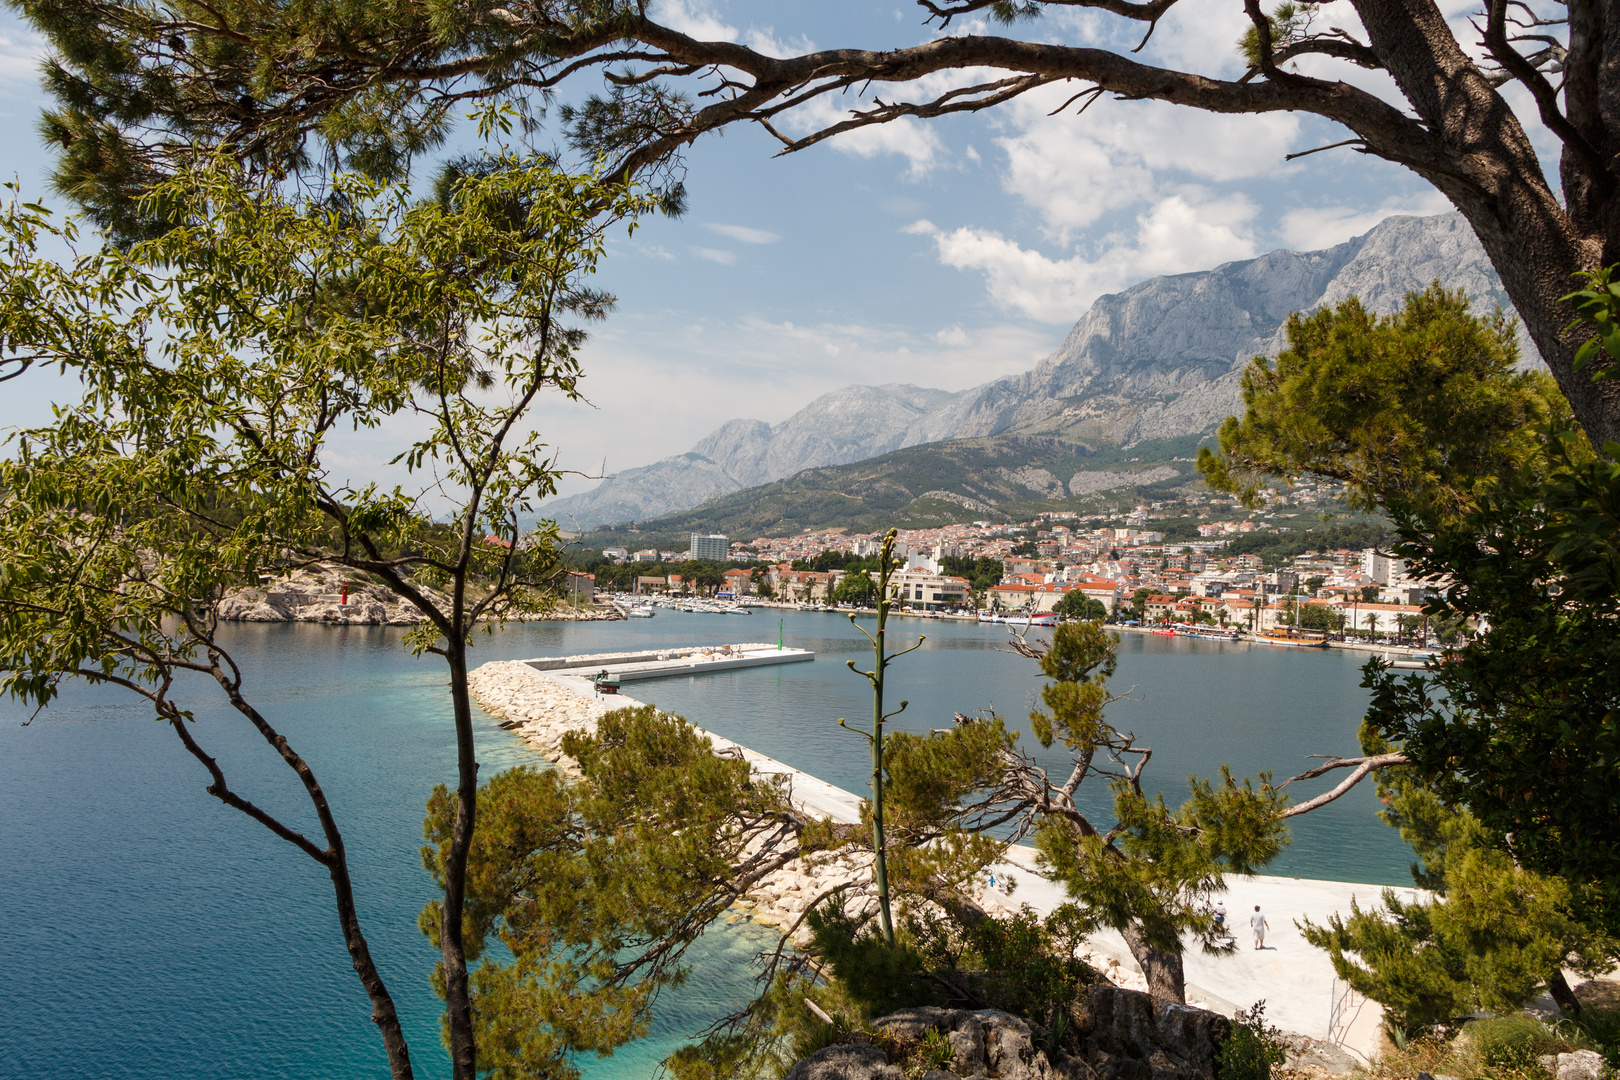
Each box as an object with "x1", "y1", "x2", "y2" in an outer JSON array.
[
  {"x1": 440, "y1": 642, "x2": 479, "y2": 1080},
  {"x1": 197, "y1": 675, "x2": 418, "y2": 1079},
  {"x1": 329, "y1": 855, "x2": 416, "y2": 1079},
  {"x1": 870, "y1": 542, "x2": 896, "y2": 948},
  {"x1": 1350, "y1": 0, "x2": 1620, "y2": 449},
  {"x1": 1118, "y1": 921, "x2": 1187, "y2": 1005},
  {"x1": 1548, "y1": 970, "x2": 1584, "y2": 1017}
]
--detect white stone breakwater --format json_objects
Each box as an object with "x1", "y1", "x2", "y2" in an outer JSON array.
[
  {"x1": 464, "y1": 652, "x2": 1478, "y2": 1057},
  {"x1": 468, "y1": 651, "x2": 1153, "y2": 978},
  {"x1": 466, "y1": 655, "x2": 878, "y2": 944}
]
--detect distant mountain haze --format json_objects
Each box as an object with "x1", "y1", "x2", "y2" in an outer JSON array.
[{"x1": 540, "y1": 213, "x2": 1530, "y2": 529}]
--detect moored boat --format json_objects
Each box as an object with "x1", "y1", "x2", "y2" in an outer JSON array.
[{"x1": 1252, "y1": 628, "x2": 1330, "y2": 648}]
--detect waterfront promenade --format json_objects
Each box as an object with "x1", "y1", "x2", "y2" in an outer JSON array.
[{"x1": 470, "y1": 648, "x2": 1394, "y2": 1061}]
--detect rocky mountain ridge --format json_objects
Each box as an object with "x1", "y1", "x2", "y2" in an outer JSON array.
[
  {"x1": 543, "y1": 213, "x2": 1529, "y2": 528},
  {"x1": 585, "y1": 434, "x2": 1203, "y2": 545}
]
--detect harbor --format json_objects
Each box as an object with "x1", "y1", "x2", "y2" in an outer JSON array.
[
  {"x1": 466, "y1": 640, "x2": 1394, "y2": 1060},
  {"x1": 0, "y1": 611, "x2": 1428, "y2": 1079}
]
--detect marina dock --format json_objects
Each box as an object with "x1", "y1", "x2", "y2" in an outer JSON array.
[{"x1": 520, "y1": 643, "x2": 814, "y2": 685}]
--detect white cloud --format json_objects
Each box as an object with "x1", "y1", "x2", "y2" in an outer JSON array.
[
  {"x1": 692, "y1": 246, "x2": 738, "y2": 265},
  {"x1": 705, "y1": 222, "x2": 780, "y2": 244},
  {"x1": 743, "y1": 27, "x2": 815, "y2": 58},
  {"x1": 0, "y1": 26, "x2": 47, "y2": 84},
  {"x1": 996, "y1": 91, "x2": 1300, "y2": 239},
  {"x1": 648, "y1": 0, "x2": 737, "y2": 42},
  {"x1": 786, "y1": 94, "x2": 948, "y2": 178},
  {"x1": 911, "y1": 193, "x2": 1260, "y2": 322},
  {"x1": 645, "y1": 3, "x2": 813, "y2": 61},
  {"x1": 1277, "y1": 190, "x2": 1454, "y2": 250}
]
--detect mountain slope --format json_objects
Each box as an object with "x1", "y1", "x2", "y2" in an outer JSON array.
[
  {"x1": 543, "y1": 213, "x2": 1528, "y2": 528},
  {"x1": 917, "y1": 213, "x2": 1523, "y2": 448},
  {"x1": 541, "y1": 383, "x2": 965, "y2": 527},
  {"x1": 588, "y1": 434, "x2": 1202, "y2": 544}
]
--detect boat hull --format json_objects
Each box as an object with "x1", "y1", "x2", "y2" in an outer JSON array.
[{"x1": 1251, "y1": 634, "x2": 1329, "y2": 648}]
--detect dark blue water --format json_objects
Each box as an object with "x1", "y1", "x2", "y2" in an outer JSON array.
[{"x1": 0, "y1": 612, "x2": 1411, "y2": 1080}]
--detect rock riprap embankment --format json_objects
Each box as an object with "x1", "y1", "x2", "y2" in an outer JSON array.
[
  {"x1": 467, "y1": 659, "x2": 618, "y2": 764},
  {"x1": 785, "y1": 990, "x2": 1233, "y2": 1080},
  {"x1": 467, "y1": 658, "x2": 874, "y2": 942}
]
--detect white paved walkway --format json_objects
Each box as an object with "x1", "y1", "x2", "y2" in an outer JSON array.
[
  {"x1": 539, "y1": 666, "x2": 1391, "y2": 1059},
  {"x1": 986, "y1": 846, "x2": 1396, "y2": 1059}
]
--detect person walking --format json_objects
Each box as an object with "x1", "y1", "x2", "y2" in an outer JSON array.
[
  {"x1": 1250, "y1": 905, "x2": 1269, "y2": 950},
  {"x1": 1213, "y1": 900, "x2": 1228, "y2": 939}
]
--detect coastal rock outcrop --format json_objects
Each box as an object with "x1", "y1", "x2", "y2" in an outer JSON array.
[
  {"x1": 216, "y1": 568, "x2": 441, "y2": 625},
  {"x1": 217, "y1": 568, "x2": 623, "y2": 625},
  {"x1": 786, "y1": 991, "x2": 1233, "y2": 1080}
]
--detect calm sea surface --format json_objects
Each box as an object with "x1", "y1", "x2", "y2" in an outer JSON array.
[{"x1": 0, "y1": 611, "x2": 1412, "y2": 1080}]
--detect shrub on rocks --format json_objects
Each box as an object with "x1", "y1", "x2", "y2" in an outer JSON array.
[{"x1": 778, "y1": 990, "x2": 1234, "y2": 1080}]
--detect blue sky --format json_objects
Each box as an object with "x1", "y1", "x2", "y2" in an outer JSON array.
[{"x1": 0, "y1": 0, "x2": 1546, "y2": 501}]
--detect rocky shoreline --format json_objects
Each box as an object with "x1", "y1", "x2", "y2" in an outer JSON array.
[
  {"x1": 216, "y1": 568, "x2": 624, "y2": 625},
  {"x1": 466, "y1": 657, "x2": 1153, "y2": 976},
  {"x1": 467, "y1": 657, "x2": 1403, "y2": 1072},
  {"x1": 467, "y1": 658, "x2": 873, "y2": 945}
]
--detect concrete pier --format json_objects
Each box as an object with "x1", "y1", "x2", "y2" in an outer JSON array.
[{"x1": 520, "y1": 642, "x2": 814, "y2": 685}]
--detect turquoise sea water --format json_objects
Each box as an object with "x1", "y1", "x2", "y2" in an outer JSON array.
[{"x1": 0, "y1": 611, "x2": 1412, "y2": 1080}]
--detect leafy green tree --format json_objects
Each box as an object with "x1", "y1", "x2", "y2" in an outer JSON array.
[
  {"x1": 1017, "y1": 624, "x2": 1290, "y2": 1000},
  {"x1": 1198, "y1": 279, "x2": 1620, "y2": 1000},
  {"x1": 1291, "y1": 604, "x2": 1344, "y2": 633},
  {"x1": 0, "y1": 158, "x2": 655, "y2": 1080},
  {"x1": 1128, "y1": 587, "x2": 1152, "y2": 622},
  {"x1": 1199, "y1": 285, "x2": 1575, "y2": 527},
  {"x1": 940, "y1": 555, "x2": 1003, "y2": 593},
  {"x1": 1364, "y1": 434, "x2": 1620, "y2": 941},
  {"x1": 1054, "y1": 590, "x2": 1106, "y2": 622},
  {"x1": 417, "y1": 706, "x2": 800, "y2": 1079},
  {"x1": 1300, "y1": 731, "x2": 1615, "y2": 1027},
  {"x1": 853, "y1": 622, "x2": 1304, "y2": 1003},
  {"x1": 831, "y1": 571, "x2": 878, "y2": 606},
  {"x1": 1218, "y1": 1002, "x2": 1287, "y2": 1080}
]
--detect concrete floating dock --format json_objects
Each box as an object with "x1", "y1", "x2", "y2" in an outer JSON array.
[{"x1": 520, "y1": 643, "x2": 814, "y2": 685}]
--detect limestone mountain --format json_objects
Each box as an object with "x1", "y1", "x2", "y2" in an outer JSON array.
[
  {"x1": 541, "y1": 384, "x2": 962, "y2": 529},
  {"x1": 585, "y1": 434, "x2": 1202, "y2": 546},
  {"x1": 541, "y1": 213, "x2": 1528, "y2": 528}
]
